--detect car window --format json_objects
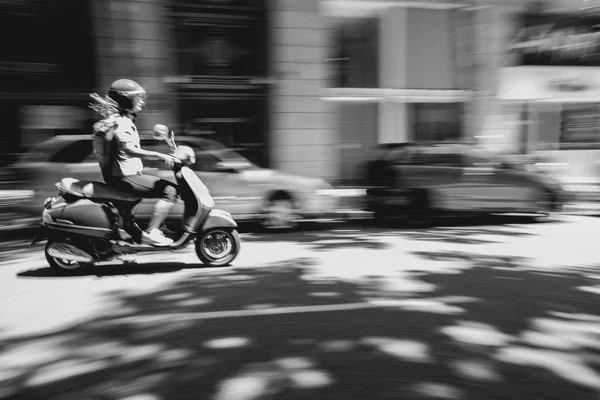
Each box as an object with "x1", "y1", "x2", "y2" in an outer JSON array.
[
  {"x1": 195, "y1": 151, "x2": 223, "y2": 172},
  {"x1": 18, "y1": 140, "x2": 70, "y2": 163},
  {"x1": 466, "y1": 148, "x2": 498, "y2": 167},
  {"x1": 387, "y1": 148, "x2": 411, "y2": 165},
  {"x1": 48, "y1": 140, "x2": 94, "y2": 163},
  {"x1": 410, "y1": 148, "x2": 464, "y2": 167}
]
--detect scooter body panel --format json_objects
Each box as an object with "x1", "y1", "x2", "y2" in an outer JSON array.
[
  {"x1": 202, "y1": 209, "x2": 238, "y2": 231},
  {"x1": 41, "y1": 197, "x2": 117, "y2": 240},
  {"x1": 178, "y1": 167, "x2": 213, "y2": 232},
  {"x1": 54, "y1": 199, "x2": 116, "y2": 229}
]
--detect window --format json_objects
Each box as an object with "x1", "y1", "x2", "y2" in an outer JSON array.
[
  {"x1": 411, "y1": 103, "x2": 463, "y2": 142},
  {"x1": 48, "y1": 140, "x2": 93, "y2": 163},
  {"x1": 560, "y1": 103, "x2": 600, "y2": 150},
  {"x1": 329, "y1": 17, "x2": 379, "y2": 88},
  {"x1": 0, "y1": 0, "x2": 95, "y2": 91}
]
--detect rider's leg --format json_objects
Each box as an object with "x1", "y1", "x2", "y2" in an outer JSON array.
[
  {"x1": 147, "y1": 185, "x2": 178, "y2": 231},
  {"x1": 113, "y1": 174, "x2": 178, "y2": 245}
]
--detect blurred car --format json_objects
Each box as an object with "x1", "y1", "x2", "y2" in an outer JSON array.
[
  {"x1": 362, "y1": 141, "x2": 564, "y2": 220},
  {"x1": 525, "y1": 151, "x2": 600, "y2": 213},
  {"x1": 13, "y1": 135, "x2": 338, "y2": 230}
]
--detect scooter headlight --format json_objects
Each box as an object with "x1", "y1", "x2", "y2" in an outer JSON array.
[{"x1": 172, "y1": 146, "x2": 196, "y2": 166}]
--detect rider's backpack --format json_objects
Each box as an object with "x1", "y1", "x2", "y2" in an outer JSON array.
[{"x1": 91, "y1": 114, "x2": 119, "y2": 172}]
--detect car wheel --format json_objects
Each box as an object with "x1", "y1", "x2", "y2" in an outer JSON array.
[
  {"x1": 407, "y1": 189, "x2": 433, "y2": 227},
  {"x1": 369, "y1": 189, "x2": 410, "y2": 226},
  {"x1": 367, "y1": 189, "x2": 390, "y2": 224},
  {"x1": 259, "y1": 192, "x2": 299, "y2": 231},
  {"x1": 532, "y1": 188, "x2": 555, "y2": 222}
]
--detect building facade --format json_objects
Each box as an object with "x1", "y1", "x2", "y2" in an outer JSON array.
[
  {"x1": 94, "y1": 0, "x2": 481, "y2": 183},
  {"x1": 322, "y1": 0, "x2": 478, "y2": 182},
  {"x1": 465, "y1": 0, "x2": 600, "y2": 183},
  {"x1": 8, "y1": 0, "x2": 584, "y2": 182},
  {"x1": 0, "y1": 0, "x2": 96, "y2": 166}
]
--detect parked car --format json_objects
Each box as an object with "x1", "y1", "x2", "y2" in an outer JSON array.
[
  {"x1": 13, "y1": 135, "x2": 338, "y2": 230},
  {"x1": 362, "y1": 141, "x2": 565, "y2": 221}
]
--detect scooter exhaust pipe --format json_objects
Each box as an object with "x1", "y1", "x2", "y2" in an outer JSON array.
[{"x1": 47, "y1": 243, "x2": 94, "y2": 263}]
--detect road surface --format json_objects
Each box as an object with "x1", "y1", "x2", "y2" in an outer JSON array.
[{"x1": 1, "y1": 216, "x2": 600, "y2": 399}]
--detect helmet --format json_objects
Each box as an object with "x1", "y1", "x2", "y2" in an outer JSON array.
[{"x1": 108, "y1": 79, "x2": 147, "y2": 113}]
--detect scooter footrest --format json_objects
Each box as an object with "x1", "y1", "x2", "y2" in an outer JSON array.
[{"x1": 111, "y1": 240, "x2": 149, "y2": 248}]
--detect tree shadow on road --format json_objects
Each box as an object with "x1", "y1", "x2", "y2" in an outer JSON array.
[
  {"x1": 242, "y1": 215, "x2": 541, "y2": 249},
  {"x1": 16, "y1": 262, "x2": 214, "y2": 279},
  {"x1": 2, "y1": 252, "x2": 600, "y2": 400}
]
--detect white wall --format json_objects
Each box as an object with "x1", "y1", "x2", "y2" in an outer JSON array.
[
  {"x1": 377, "y1": 7, "x2": 409, "y2": 143},
  {"x1": 269, "y1": 0, "x2": 338, "y2": 180},
  {"x1": 378, "y1": 102, "x2": 409, "y2": 143},
  {"x1": 470, "y1": 4, "x2": 523, "y2": 151}
]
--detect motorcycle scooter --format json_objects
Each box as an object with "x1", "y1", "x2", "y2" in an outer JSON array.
[{"x1": 30, "y1": 125, "x2": 241, "y2": 273}]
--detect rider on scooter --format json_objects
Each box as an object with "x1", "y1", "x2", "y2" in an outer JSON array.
[{"x1": 89, "y1": 79, "x2": 177, "y2": 246}]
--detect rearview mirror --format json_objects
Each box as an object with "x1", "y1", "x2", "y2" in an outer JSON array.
[{"x1": 153, "y1": 124, "x2": 177, "y2": 151}]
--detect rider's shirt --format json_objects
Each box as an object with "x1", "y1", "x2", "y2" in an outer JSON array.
[{"x1": 111, "y1": 116, "x2": 144, "y2": 177}]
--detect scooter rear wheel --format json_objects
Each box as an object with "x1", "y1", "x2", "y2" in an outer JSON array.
[
  {"x1": 45, "y1": 240, "x2": 87, "y2": 274},
  {"x1": 195, "y1": 229, "x2": 241, "y2": 267}
]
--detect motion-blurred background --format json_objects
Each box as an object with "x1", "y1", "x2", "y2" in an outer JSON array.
[{"x1": 2, "y1": 0, "x2": 600, "y2": 231}]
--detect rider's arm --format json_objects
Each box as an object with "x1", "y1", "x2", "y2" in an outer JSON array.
[
  {"x1": 120, "y1": 142, "x2": 163, "y2": 160},
  {"x1": 113, "y1": 120, "x2": 165, "y2": 161}
]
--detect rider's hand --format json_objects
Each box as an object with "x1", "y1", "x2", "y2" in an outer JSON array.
[{"x1": 156, "y1": 153, "x2": 175, "y2": 168}]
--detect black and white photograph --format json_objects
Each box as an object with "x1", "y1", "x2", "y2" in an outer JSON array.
[{"x1": 1, "y1": 0, "x2": 600, "y2": 399}]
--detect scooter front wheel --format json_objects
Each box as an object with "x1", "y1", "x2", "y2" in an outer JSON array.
[{"x1": 195, "y1": 229, "x2": 241, "y2": 267}]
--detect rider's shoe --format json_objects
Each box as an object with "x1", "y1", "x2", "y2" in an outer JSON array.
[{"x1": 142, "y1": 228, "x2": 174, "y2": 246}]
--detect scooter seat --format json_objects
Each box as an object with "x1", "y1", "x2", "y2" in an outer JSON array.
[{"x1": 58, "y1": 178, "x2": 140, "y2": 203}]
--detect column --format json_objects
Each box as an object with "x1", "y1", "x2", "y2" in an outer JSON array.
[
  {"x1": 90, "y1": 0, "x2": 177, "y2": 135},
  {"x1": 269, "y1": 0, "x2": 337, "y2": 179},
  {"x1": 378, "y1": 102, "x2": 409, "y2": 143},
  {"x1": 377, "y1": 7, "x2": 408, "y2": 143}
]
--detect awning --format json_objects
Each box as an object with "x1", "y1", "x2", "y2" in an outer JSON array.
[
  {"x1": 498, "y1": 66, "x2": 600, "y2": 102},
  {"x1": 322, "y1": 87, "x2": 472, "y2": 103}
]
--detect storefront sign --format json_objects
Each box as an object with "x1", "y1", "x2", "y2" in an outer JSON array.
[
  {"x1": 508, "y1": 13, "x2": 600, "y2": 66},
  {"x1": 497, "y1": 66, "x2": 600, "y2": 101}
]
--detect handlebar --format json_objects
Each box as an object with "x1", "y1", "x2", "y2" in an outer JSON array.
[{"x1": 160, "y1": 155, "x2": 182, "y2": 166}]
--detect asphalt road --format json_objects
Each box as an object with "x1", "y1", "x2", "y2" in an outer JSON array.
[{"x1": 1, "y1": 216, "x2": 600, "y2": 399}]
